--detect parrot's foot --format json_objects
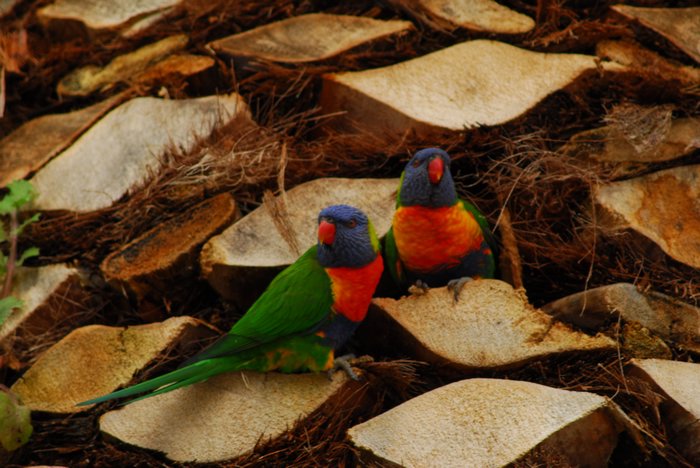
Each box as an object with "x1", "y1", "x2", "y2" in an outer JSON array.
[
  {"x1": 328, "y1": 354, "x2": 365, "y2": 381},
  {"x1": 447, "y1": 276, "x2": 473, "y2": 302},
  {"x1": 408, "y1": 279, "x2": 430, "y2": 296}
]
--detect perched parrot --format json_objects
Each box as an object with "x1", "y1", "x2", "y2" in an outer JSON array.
[
  {"x1": 78, "y1": 204, "x2": 383, "y2": 406},
  {"x1": 384, "y1": 148, "x2": 497, "y2": 296}
]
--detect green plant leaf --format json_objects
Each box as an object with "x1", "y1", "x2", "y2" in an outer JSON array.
[
  {"x1": 15, "y1": 213, "x2": 40, "y2": 237},
  {"x1": 0, "y1": 180, "x2": 36, "y2": 214},
  {"x1": 0, "y1": 296, "x2": 23, "y2": 325},
  {"x1": 0, "y1": 389, "x2": 33, "y2": 452},
  {"x1": 17, "y1": 247, "x2": 39, "y2": 266},
  {"x1": 0, "y1": 224, "x2": 6, "y2": 243}
]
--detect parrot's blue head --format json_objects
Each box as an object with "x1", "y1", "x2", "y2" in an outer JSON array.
[
  {"x1": 317, "y1": 204, "x2": 380, "y2": 268},
  {"x1": 398, "y1": 148, "x2": 457, "y2": 208}
]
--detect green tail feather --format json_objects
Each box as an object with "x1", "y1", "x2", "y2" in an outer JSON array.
[{"x1": 77, "y1": 357, "x2": 247, "y2": 406}]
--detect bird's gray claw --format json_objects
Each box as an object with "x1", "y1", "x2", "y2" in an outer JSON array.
[
  {"x1": 328, "y1": 354, "x2": 360, "y2": 381},
  {"x1": 408, "y1": 279, "x2": 430, "y2": 296},
  {"x1": 447, "y1": 277, "x2": 473, "y2": 302}
]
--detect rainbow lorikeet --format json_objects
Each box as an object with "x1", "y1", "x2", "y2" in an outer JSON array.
[
  {"x1": 78, "y1": 204, "x2": 383, "y2": 406},
  {"x1": 384, "y1": 148, "x2": 497, "y2": 296}
]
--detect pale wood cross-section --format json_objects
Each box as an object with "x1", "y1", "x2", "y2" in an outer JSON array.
[
  {"x1": 38, "y1": 0, "x2": 182, "y2": 33},
  {"x1": 595, "y1": 164, "x2": 700, "y2": 270},
  {"x1": 629, "y1": 359, "x2": 700, "y2": 463},
  {"x1": 0, "y1": 95, "x2": 123, "y2": 187},
  {"x1": 210, "y1": 13, "x2": 413, "y2": 63},
  {"x1": 612, "y1": 6, "x2": 700, "y2": 64},
  {"x1": 0, "y1": 264, "x2": 83, "y2": 344},
  {"x1": 349, "y1": 378, "x2": 639, "y2": 466},
  {"x1": 100, "y1": 371, "x2": 350, "y2": 462},
  {"x1": 57, "y1": 35, "x2": 213, "y2": 97},
  {"x1": 369, "y1": 280, "x2": 615, "y2": 371},
  {"x1": 11, "y1": 317, "x2": 215, "y2": 413},
  {"x1": 321, "y1": 40, "x2": 621, "y2": 137},
  {"x1": 543, "y1": 283, "x2": 700, "y2": 354},
  {"x1": 396, "y1": 0, "x2": 534, "y2": 34},
  {"x1": 29, "y1": 94, "x2": 249, "y2": 212}
]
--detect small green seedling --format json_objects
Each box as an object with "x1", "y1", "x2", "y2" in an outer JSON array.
[{"x1": 0, "y1": 180, "x2": 40, "y2": 326}]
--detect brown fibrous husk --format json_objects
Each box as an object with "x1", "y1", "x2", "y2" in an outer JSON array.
[{"x1": 3, "y1": 0, "x2": 700, "y2": 466}]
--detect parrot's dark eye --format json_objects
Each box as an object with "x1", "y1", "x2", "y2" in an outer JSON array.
[
  {"x1": 411, "y1": 159, "x2": 421, "y2": 168},
  {"x1": 346, "y1": 219, "x2": 357, "y2": 228}
]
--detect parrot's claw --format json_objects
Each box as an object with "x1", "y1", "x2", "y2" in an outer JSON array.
[
  {"x1": 408, "y1": 279, "x2": 430, "y2": 296},
  {"x1": 447, "y1": 276, "x2": 473, "y2": 303},
  {"x1": 329, "y1": 354, "x2": 360, "y2": 381}
]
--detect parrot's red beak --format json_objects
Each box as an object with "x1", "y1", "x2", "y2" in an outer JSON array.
[
  {"x1": 428, "y1": 157, "x2": 444, "y2": 185},
  {"x1": 318, "y1": 220, "x2": 336, "y2": 245}
]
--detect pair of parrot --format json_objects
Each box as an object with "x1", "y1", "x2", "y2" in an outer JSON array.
[{"x1": 79, "y1": 148, "x2": 496, "y2": 406}]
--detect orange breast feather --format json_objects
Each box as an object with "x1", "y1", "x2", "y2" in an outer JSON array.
[
  {"x1": 393, "y1": 204, "x2": 483, "y2": 273},
  {"x1": 325, "y1": 255, "x2": 383, "y2": 322}
]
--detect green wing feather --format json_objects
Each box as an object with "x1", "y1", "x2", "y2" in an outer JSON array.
[
  {"x1": 460, "y1": 199, "x2": 499, "y2": 256},
  {"x1": 382, "y1": 227, "x2": 403, "y2": 286},
  {"x1": 77, "y1": 358, "x2": 240, "y2": 406},
  {"x1": 383, "y1": 172, "x2": 405, "y2": 285},
  {"x1": 186, "y1": 245, "x2": 332, "y2": 363},
  {"x1": 78, "y1": 246, "x2": 333, "y2": 406}
]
